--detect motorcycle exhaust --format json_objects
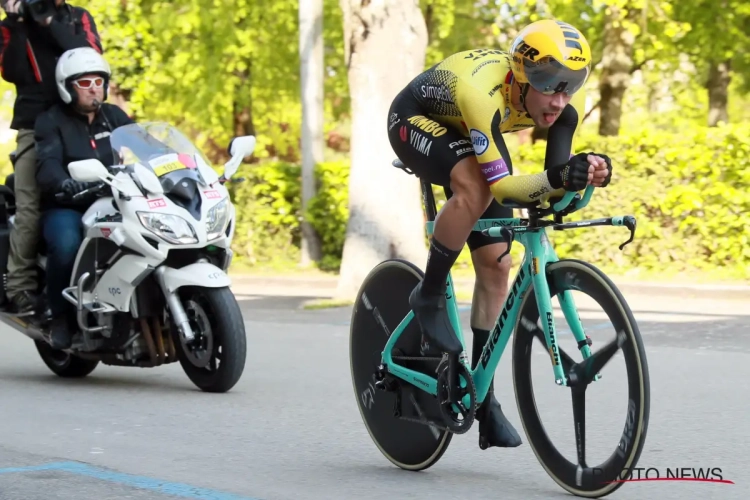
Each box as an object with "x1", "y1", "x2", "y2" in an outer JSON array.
[{"x1": 0, "y1": 312, "x2": 46, "y2": 342}]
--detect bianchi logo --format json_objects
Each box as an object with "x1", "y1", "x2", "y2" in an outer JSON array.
[{"x1": 420, "y1": 84, "x2": 454, "y2": 104}]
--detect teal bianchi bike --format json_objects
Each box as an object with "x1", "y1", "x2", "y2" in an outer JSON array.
[{"x1": 350, "y1": 158, "x2": 650, "y2": 498}]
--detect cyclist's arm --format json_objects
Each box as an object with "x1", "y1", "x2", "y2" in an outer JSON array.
[
  {"x1": 457, "y1": 88, "x2": 561, "y2": 205},
  {"x1": 545, "y1": 89, "x2": 585, "y2": 171}
]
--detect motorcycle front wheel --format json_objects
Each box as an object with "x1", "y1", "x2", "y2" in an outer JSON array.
[{"x1": 171, "y1": 286, "x2": 247, "y2": 393}]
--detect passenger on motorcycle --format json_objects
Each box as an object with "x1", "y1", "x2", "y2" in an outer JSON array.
[{"x1": 34, "y1": 47, "x2": 132, "y2": 349}]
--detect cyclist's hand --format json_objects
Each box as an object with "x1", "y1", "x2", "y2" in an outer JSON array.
[
  {"x1": 589, "y1": 153, "x2": 613, "y2": 187},
  {"x1": 561, "y1": 153, "x2": 591, "y2": 191}
]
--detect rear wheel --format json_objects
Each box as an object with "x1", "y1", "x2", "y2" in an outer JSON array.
[
  {"x1": 34, "y1": 341, "x2": 99, "y2": 378},
  {"x1": 350, "y1": 259, "x2": 452, "y2": 471},
  {"x1": 174, "y1": 286, "x2": 247, "y2": 393},
  {"x1": 512, "y1": 259, "x2": 650, "y2": 498}
]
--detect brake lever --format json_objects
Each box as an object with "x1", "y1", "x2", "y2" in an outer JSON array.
[
  {"x1": 496, "y1": 227, "x2": 514, "y2": 262},
  {"x1": 618, "y1": 215, "x2": 636, "y2": 250}
]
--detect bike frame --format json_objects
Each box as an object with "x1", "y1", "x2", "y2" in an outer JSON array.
[{"x1": 380, "y1": 186, "x2": 625, "y2": 406}]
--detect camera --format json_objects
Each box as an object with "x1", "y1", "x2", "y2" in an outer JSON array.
[{"x1": 18, "y1": 0, "x2": 57, "y2": 22}]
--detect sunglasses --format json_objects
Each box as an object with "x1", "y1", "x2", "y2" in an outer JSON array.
[{"x1": 73, "y1": 77, "x2": 105, "y2": 89}]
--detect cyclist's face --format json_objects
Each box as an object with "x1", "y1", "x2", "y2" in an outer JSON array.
[{"x1": 525, "y1": 86, "x2": 572, "y2": 128}]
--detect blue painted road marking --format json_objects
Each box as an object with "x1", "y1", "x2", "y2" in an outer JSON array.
[{"x1": 0, "y1": 461, "x2": 260, "y2": 500}]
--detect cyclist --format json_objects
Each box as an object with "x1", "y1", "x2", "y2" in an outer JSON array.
[{"x1": 386, "y1": 19, "x2": 613, "y2": 449}]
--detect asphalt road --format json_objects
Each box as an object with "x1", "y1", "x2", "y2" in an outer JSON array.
[{"x1": 0, "y1": 284, "x2": 748, "y2": 500}]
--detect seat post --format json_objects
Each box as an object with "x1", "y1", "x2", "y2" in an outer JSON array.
[{"x1": 420, "y1": 179, "x2": 438, "y2": 222}]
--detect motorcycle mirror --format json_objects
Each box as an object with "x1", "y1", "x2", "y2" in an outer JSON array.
[
  {"x1": 134, "y1": 162, "x2": 164, "y2": 195},
  {"x1": 69, "y1": 159, "x2": 109, "y2": 183},
  {"x1": 224, "y1": 135, "x2": 256, "y2": 180}
]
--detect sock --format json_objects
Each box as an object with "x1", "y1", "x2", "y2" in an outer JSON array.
[{"x1": 421, "y1": 237, "x2": 461, "y2": 296}]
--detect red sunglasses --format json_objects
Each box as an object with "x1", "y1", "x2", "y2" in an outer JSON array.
[{"x1": 73, "y1": 77, "x2": 105, "y2": 89}]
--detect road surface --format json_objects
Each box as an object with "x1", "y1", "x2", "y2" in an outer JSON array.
[{"x1": 0, "y1": 283, "x2": 747, "y2": 499}]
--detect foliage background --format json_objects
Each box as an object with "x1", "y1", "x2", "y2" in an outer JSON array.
[{"x1": 0, "y1": 0, "x2": 747, "y2": 281}]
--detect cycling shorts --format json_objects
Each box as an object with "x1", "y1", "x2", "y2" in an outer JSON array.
[{"x1": 387, "y1": 87, "x2": 512, "y2": 251}]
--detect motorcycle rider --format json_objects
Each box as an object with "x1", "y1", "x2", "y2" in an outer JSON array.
[
  {"x1": 34, "y1": 47, "x2": 132, "y2": 349},
  {"x1": 0, "y1": 0, "x2": 103, "y2": 315}
]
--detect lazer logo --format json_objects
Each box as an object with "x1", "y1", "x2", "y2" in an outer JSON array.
[
  {"x1": 481, "y1": 266, "x2": 526, "y2": 368},
  {"x1": 513, "y1": 40, "x2": 540, "y2": 61},
  {"x1": 407, "y1": 116, "x2": 447, "y2": 137},
  {"x1": 567, "y1": 56, "x2": 586, "y2": 62},
  {"x1": 409, "y1": 130, "x2": 432, "y2": 156}
]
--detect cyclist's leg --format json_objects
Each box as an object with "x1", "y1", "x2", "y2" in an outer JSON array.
[
  {"x1": 463, "y1": 199, "x2": 522, "y2": 448},
  {"x1": 387, "y1": 92, "x2": 486, "y2": 354}
]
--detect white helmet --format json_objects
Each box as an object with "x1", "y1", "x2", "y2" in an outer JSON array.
[{"x1": 55, "y1": 47, "x2": 111, "y2": 104}]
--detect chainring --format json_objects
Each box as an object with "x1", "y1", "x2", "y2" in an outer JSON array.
[{"x1": 436, "y1": 356, "x2": 477, "y2": 434}]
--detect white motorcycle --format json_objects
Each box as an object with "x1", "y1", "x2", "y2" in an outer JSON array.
[{"x1": 0, "y1": 121, "x2": 253, "y2": 393}]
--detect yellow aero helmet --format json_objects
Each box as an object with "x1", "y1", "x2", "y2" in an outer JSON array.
[{"x1": 509, "y1": 19, "x2": 592, "y2": 96}]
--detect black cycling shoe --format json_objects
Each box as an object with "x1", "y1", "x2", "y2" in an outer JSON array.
[
  {"x1": 49, "y1": 315, "x2": 72, "y2": 350},
  {"x1": 409, "y1": 281, "x2": 463, "y2": 355},
  {"x1": 476, "y1": 383, "x2": 523, "y2": 449}
]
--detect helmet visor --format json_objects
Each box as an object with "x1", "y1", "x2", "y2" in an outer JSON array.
[{"x1": 523, "y1": 56, "x2": 589, "y2": 95}]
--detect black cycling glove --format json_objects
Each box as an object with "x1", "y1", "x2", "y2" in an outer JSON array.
[{"x1": 546, "y1": 152, "x2": 591, "y2": 192}]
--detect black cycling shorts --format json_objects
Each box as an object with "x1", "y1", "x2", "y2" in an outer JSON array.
[{"x1": 387, "y1": 87, "x2": 512, "y2": 251}]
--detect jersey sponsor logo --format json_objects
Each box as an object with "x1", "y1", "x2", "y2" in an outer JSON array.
[
  {"x1": 529, "y1": 186, "x2": 549, "y2": 200},
  {"x1": 448, "y1": 139, "x2": 471, "y2": 149},
  {"x1": 470, "y1": 129, "x2": 490, "y2": 156},
  {"x1": 388, "y1": 112, "x2": 400, "y2": 131},
  {"x1": 464, "y1": 49, "x2": 503, "y2": 61},
  {"x1": 455, "y1": 147, "x2": 473, "y2": 156},
  {"x1": 399, "y1": 126, "x2": 408, "y2": 142},
  {"x1": 407, "y1": 116, "x2": 448, "y2": 137},
  {"x1": 480, "y1": 158, "x2": 510, "y2": 184},
  {"x1": 472, "y1": 59, "x2": 502, "y2": 76},
  {"x1": 488, "y1": 83, "x2": 503, "y2": 97},
  {"x1": 409, "y1": 130, "x2": 432, "y2": 156},
  {"x1": 420, "y1": 84, "x2": 454, "y2": 104},
  {"x1": 502, "y1": 107, "x2": 511, "y2": 123}
]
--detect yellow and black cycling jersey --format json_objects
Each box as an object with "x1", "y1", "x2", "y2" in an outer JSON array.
[{"x1": 399, "y1": 48, "x2": 586, "y2": 203}]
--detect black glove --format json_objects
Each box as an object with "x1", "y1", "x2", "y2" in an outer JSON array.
[
  {"x1": 59, "y1": 178, "x2": 93, "y2": 197},
  {"x1": 547, "y1": 153, "x2": 591, "y2": 192}
]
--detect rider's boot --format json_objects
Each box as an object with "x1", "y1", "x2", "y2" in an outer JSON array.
[
  {"x1": 472, "y1": 327, "x2": 523, "y2": 448},
  {"x1": 410, "y1": 282, "x2": 463, "y2": 355},
  {"x1": 49, "y1": 314, "x2": 72, "y2": 350},
  {"x1": 410, "y1": 238, "x2": 464, "y2": 356},
  {"x1": 9, "y1": 290, "x2": 40, "y2": 315}
]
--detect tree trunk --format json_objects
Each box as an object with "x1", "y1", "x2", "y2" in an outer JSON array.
[
  {"x1": 336, "y1": 0, "x2": 429, "y2": 300},
  {"x1": 598, "y1": 5, "x2": 638, "y2": 136},
  {"x1": 299, "y1": 0, "x2": 324, "y2": 266},
  {"x1": 707, "y1": 59, "x2": 731, "y2": 127}
]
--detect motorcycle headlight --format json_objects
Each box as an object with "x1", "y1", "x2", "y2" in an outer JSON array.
[
  {"x1": 137, "y1": 212, "x2": 198, "y2": 245},
  {"x1": 206, "y1": 199, "x2": 230, "y2": 240}
]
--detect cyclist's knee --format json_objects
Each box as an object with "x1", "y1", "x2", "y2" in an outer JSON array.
[
  {"x1": 473, "y1": 245, "x2": 512, "y2": 290},
  {"x1": 449, "y1": 157, "x2": 491, "y2": 218}
]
